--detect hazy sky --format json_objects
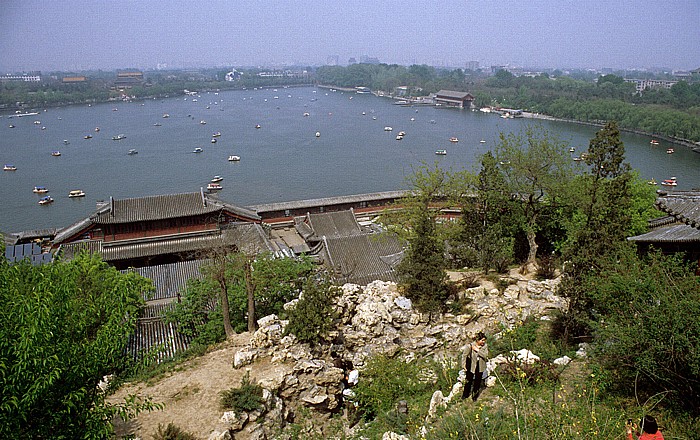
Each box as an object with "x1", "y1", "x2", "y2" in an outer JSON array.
[{"x1": 1, "y1": 0, "x2": 698, "y2": 72}]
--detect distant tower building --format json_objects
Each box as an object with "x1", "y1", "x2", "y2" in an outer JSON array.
[
  {"x1": 326, "y1": 55, "x2": 339, "y2": 66},
  {"x1": 225, "y1": 69, "x2": 241, "y2": 81},
  {"x1": 348, "y1": 57, "x2": 357, "y2": 65},
  {"x1": 466, "y1": 61, "x2": 479, "y2": 71}
]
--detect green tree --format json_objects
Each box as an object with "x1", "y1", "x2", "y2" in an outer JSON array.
[
  {"x1": 586, "y1": 248, "x2": 700, "y2": 413},
  {"x1": 284, "y1": 274, "x2": 339, "y2": 347},
  {"x1": 392, "y1": 164, "x2": 450, "y2": 315},
  {"x1": 168, "y1": 254, "x2": 313, "y2": 344},
  {"x1": 494, "y1": 126, "x2": 572, "y2": 269},
  {"x1": 0, "y1": 253, "x2": 160, "y2": 439},
  {"x1": 556, "y1": 121, "x2": 638, "y2": 343}
]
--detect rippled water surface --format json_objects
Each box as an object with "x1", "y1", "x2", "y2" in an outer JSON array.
[{"x1": 2, "y1": 86, "x2": 699, "y2": 232}]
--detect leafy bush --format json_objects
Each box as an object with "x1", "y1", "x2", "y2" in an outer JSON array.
[
  {"x1": 219, "y1": 371, "x2": 264, "y2": 412},
  {"x1": 152, "y1": 423, "x2": 198, "y2": 440},
  {"x1": 284, "y1": 275, "x2": 339, "y2": 346},
  {"x1": 536, "y1": 253, "x2": 558, "y2": 280}
]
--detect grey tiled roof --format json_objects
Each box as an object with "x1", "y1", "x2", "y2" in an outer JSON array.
[
  {"x1": 53, "y1": 192, "x2": 261, "y2": 244},
  {"x1": 656, "y1": 191, "x2": 700, "y2": 229},
  {"x1": 122, "y1": 259, "x2": 210, "y2": 301},
  {"x1": 299, "y1": 210, "x2": 363, "y2": 240},
  {"x1": 436, "y1": 90, "x2": 474, "y2": 100},
  {"x1": 59, "y1": 224, "x2": 273, "y2": 262},
  {"x1": 247, "y1": 190, "x2": 410, "y2": 213},
  {"x1": 93, "y1": 192, "x2": 259, "y2": 224},
  {"x1": 321, "y1": 232, "x2": 405, "y2": 286},
  {"x1": 628, "y1": 224, "x2": 700, "y2": 243}
]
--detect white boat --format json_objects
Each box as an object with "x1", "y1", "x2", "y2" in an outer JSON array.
[
  {"x1": 112, "y1": 134, "x2": 126, "y2": 140},
  {"x1": 162, "y1": 113, "x2": 170, "y2": 118},
  {"x1": 69, "y1": 190, "x2": 85, "y2": 198},
  {"x1": 315, "y1": 132, "x2": 321, "y2": 137},
  {"x1": 435, "y1": 149, "x2": 447, "y2": 155},
  {"x1": 153, "y1": 123, "x2": 162, "y2": 126},
  {"x1": 38, "y1": 196, "x2": 54, "y2": 205},
  {"x1": 384, "y1": 126, "x2": 393, "y2": 131},
  {"x1": 255, "y1": 124, "x2": 261, "y2": 129},
  {"x1": 127, "y1": 149, "x2": 138, "y2": 155},
  {"x1": 396, "y1": 135, "x2": 404, "y2": 140},
  {"x1": 666, "y1": 148, "x2": 674, "y2": 154},
  {"x1": 569, "y1": 147, "x2": 575, "y2": 152},
  {"x1": 228, "y1": 155, "x2": 241, "y2": 161},
  {"x1": 193, "y1": 147, "x2": 203, "y2": 153},
  {"x1": 3, "y1": 164, "x2": 17, "y2": 171},
  {"x1": 84, "y1": 134, "x2": 92, "y2": 139},
  {"x1": 211, "y1": 138, "x2": 217, "y2": 143},
  {"x1": 51, "y1": 151, "x2": 61, "y2": 156},
  {"x1": 212, "y1": 132, "x2": 221, "y2": 137},
  {"x1": 200, "y1": 120, "x2": 206, "y2": 125},
  {"x1": 63, "y1": 139, "x2": 69, "y2": 144},
  {"x1": 33, "y1": 186, "x2": 49, "y2": 193},
  {"x1": 398, "y1": 131, "x2": 406, "y2": 136},
  {"x1": 480, "y1": 140, "x2": 487, "y2": 143},
  {"x1": 207, "y1": 183, "x2": 223, "y2": 191},
  {"x1": 303, "y1": 112, "x2": 310, "y2": 117},
  {"x1": 661, "y1": 177, "x2": 677, "y2": 186},
  {"x1": 450, "y1": 137, "x2": 459, "y2": 143},
  {"x1": 211, "y1": 176, "x2": 223, "y2": 183}
]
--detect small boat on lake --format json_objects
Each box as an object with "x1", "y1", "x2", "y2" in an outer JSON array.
[
  {"x1": 212, "y1": 132, "x2": 221, "y2": 137},
  {"x1": 95, "y1": 127, "x2": 100, "y2": 132},
  {"x1": 3, "y1": 164, "x2": 17, "y2": 171},
  {"x1": 200, "y1": 120, "x2": 206, "y2": 125},
  {"x1": 228, "y1": 155, "x2": 241, "y2": 161},
  {"x1": 666, "y1": 148, "x2": 674, "y2": 154},
  {"x1": 569, "y1": 147, "x2": 575, "y2": 152},
  {"x1": 480, "y1": 140, "x2": 487, "y2": 143},
  {"x1": 449, "y1": 137, "x2": 459, "y2": 143},
  {"x1": 127, "y1": 149, "x2": 138, "y2": 155},
  {"x1": 38, "y1": 196, "x2": 54, "y2": 205},
  {"x1": 315, "y1": 132, "x2": 321, "y2": 138},
  {"x1": 33, "y1": 186, "x2": 49, "y2": 194},
  {"x1": 650, "y1": 139, "x2": 659, "y2": 145},
  {"x1": 435, "y1": 149, "x2": 447, "y2": 155},
  {"x1": 211, "y1": 176, "x2": 223, "y2": 183},
  {"x1": 69, "y1": 190, "x2": 85, "y2": 198},
  {"x1": 384, "y1": 126, "x2": 393, "y2": 131},
  {"x1": 162, "y1": 113, "x2": 170, "y2": 118},
  {"x1": 255, "y1": 124, "x2": 261, "y2": 129},
  {"x1": 211, "y1": 138, "x2": 217, "y2": 143},
  {"x1": 51, "y1": 151, "x2": 61, "y2": 156},
  {"x1": 84, "y1": 134, "x2": 92, "y2": 139},
  {"x1": 396, "y1": 135, "x2": 404, "y2": 140},
  {"x1": 112, "y1": 134, "x2": 126, "y2": 140},
  {"x1": 207, "y1": 183, "x2": 223, "y2": 191},
  {"x1": 63, "y1": 139, "x2": 69, "y2": 144},
  {"x1": 193, "y1": 147, "x2": 203, "y2": 153},
  {"x1": 153, "y1": 123, "x2": 162, "y2": 126},
  {"x1": 647, "y1": 179, "x2": 658, "y2": 185},
  {"x1": 661, "y1": 177, "x2": 678, "y2": 187}
]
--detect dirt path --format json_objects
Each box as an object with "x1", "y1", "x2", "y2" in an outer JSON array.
[{"x1": 110, "y1": 332, "x2": 288, "y2": 439}]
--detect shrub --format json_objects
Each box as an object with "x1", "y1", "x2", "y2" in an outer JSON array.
[
  {"x1": 536, "y1": 253, "x2": 558, "y2": 279},
  {"x1": 219, "y1": 371, "x2": 264, "y2": 412},
  {"x1": 284, "y1": 275, "x2": 339, "y2": 346},
  {"x1": 152, "y1": 423, "x2": 198, "y2": 440}
]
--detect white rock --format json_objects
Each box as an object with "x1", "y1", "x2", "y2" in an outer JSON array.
[
  {"x1": 485, "y1": 375, "x2": 497, "y2": 387},
  {"x1": 427, "y1": 390, "x2": 446, "y2": 419},
  {"x1": 576, "y1": 343, "x2": 590, "y2": 358},
  {"x1": 553, "y1": 355, "x2": 572, "y2": 366},
  {"x1": 383, "y1": 432, "x2": 410, "y2": 440},
  {"x1": 220, "y1": 411, "x2": 248, "y2": 431},
  {"x1": 233, "y1": 349, "x2": 256, "y2": 368},
  {"x1": 510, "y1": 349, "x2": 540, "y2": 364},
  {"x1": 394, "y1": 296, "x2": 412, "y2": 310},
  {"x1": 208, "y1": 430, "x2": 232, "y2": 440}
]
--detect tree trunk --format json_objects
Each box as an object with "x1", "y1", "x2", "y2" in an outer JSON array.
[
  {"x1": 526, "y1": 229, "x2": 538, "y2": 268},
  {"x1": 244, "y1": 258, "x2": 257, "y2": 333},
  {"x1": 218, "y1": 277, "x2": 234, "y2": 338}
]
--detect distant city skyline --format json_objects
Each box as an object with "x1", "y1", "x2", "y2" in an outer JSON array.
[{"x1": 1, "y1": 0, "x2": 698, "y2": 72}]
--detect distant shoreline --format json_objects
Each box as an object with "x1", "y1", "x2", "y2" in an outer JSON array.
[{"x1": 522, "y1": 111, "x2": 700, "y2": 151}]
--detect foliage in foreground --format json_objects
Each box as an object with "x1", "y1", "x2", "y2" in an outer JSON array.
[
  {"x1": 284, "y1": 274, "x2": 340, "y2": 346},
  {"x1": 0, "y1": 253, "x2": 160, "y2": 439},
  {"x1": 219, "y1": 371, "x2": 264, "y2": 413},
  {"x1": 152, "y1": 422, "x2": 198, "y2": 440}
]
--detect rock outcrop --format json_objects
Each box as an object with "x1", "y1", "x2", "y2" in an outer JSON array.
[{"x1": 223, "y1": 277, "x2": 567, "y2": 438}]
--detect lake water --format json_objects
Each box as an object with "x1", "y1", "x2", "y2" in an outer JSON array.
[{"x1": 2, "y1": 86, "x2": 699, "y2": 233}]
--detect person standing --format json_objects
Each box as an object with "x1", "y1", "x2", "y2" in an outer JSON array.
[
  {"x1": 462, "y1": 332, "x2": 489, "y2": 401},
  {"x1": 627, "y1": 415, "x2": 664, "y2": 440}
]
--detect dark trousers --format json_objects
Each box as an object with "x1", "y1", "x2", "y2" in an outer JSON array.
[{"x1": 462, "y1": 368, "x2": 483, "y2": 400}]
